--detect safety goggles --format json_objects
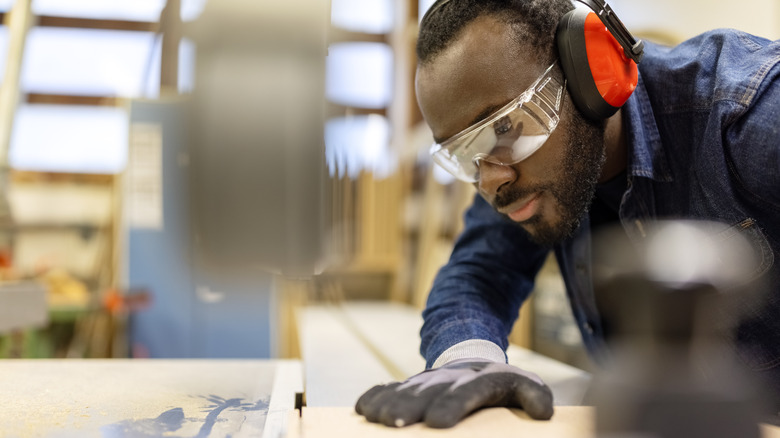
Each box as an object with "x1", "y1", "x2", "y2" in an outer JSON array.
[{"x1": 429, "y1": 62, "x2": 566, "y2": 183}]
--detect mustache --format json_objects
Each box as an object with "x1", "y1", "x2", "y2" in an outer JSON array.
[{"x1": 493, "y1": 184, "x2": 551, "y2": 209}]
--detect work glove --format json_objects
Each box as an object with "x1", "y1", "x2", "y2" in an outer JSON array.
[{"x1": 354, "y1": 358, "x2": 554, "y2": 428}]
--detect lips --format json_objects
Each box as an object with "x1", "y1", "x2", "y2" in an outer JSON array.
[{"x1": 501, "y1": 193, "x2": 542, "y2": 222}]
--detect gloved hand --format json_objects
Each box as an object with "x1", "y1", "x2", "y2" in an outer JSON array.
[{"x1": 354, "y1": 358, "x2": 553, "y2": 428}]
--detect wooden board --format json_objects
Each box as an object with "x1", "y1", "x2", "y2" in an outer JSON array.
[
  {"x1": 287, "y1": 406, "x2": 594, "y2": 438},
  {"x1": 0, "y1": 359, "x2": 302, "y2": 438},
  {"x1": 298, "y1": 302, "x2": 591, "y2": 407},
  {"x1": 287, "y1": 406, "x2": 780, "y2": 438},
  {"x1": 297, "y1": 305, "x2": 396, "y2": 407}
]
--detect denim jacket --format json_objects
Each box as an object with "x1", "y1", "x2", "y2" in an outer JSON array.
[{"x1": 420, "y1": 30, "x2": 780, "y2": 394}]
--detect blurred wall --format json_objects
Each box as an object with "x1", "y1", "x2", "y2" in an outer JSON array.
[{"x1": 610, "y1": 0, "x2": 780, "y2": 42}]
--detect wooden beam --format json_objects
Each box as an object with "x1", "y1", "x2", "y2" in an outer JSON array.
[
  {"x1": 410, "y1": 0, "x2": 420, "y2": 21},
  {"x1": 10, "y1": 170, "x2": 114, "y2": 184},
  {"x1": 37, "y1": 15, "x2": 158, "y2": 32},
  {"x1": 159, "y1": 0, "x2": 181, "y2": 92},
  {"x1": 328, "y1": 27, "x2": 389, "y2": 44},
  {"x1": 26, "y1": 93, "x2": 119, "y2": 107},
  {"x1": 326, "y1": 103, "x2": 386, "y2": 120},
  {"x1": 0, "y1": 0, "x2": 34, "y2": 168},
  {"x1": 407, "y1": 0, "x2": 424, "y2": 128}
]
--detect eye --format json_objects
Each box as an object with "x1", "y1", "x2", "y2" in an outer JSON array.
[{"x1": 493, "y1": 115, "x2": 512, "y2": 136}]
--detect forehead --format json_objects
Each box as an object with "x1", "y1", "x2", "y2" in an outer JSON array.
[{"x1": 416, "y1": 15, "x2": 544, "y2": 143}]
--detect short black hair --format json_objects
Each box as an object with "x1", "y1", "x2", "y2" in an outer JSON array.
[{"x1": 417, "y1": 0, "x2": 575, "y2": 66}]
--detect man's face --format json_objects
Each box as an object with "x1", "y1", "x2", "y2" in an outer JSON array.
[{"x1": 416, "y1": 15, "x2": 606, "y2": 246}]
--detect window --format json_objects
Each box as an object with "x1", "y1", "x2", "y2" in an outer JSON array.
[
  {"x1": 331, "y1": 0, "x2": 394, "y2": 34},
  {"x1": 325, "y1": 4, "x2": 396, "y2": 178},
  {"x1": 22, "y1": 27, "x2": 158, "y2": 97},
  {"x1": 7, "y1": 1, "x2": 196, "y2": 173},
  {"x1": 326, "y1": 115, "x2": 393, "y2": 179},
  {"x1": 10, "y1": 104, "x2": 128, "y2": 173},
  {"x1": 326, "y1": 42, "x2": 393, "y2": 109},
  {"x1": 0, "y1": 26, "x2": 8, "y2": 83},
  {"x1": 419, "y1": 0, "x2": 437, "y2": 22}
]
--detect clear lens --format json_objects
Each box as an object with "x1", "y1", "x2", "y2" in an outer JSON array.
[{"x1": 430, "y1": 63, "x2": 564, "y2": 183}]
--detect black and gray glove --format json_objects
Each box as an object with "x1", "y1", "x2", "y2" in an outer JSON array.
[{"x1": 354, "y1": 358, "x2": 554, "y2": 428}]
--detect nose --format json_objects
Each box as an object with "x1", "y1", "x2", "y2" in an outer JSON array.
[{"x1": 477, "y1": 159, "x2": 517, "y2": 196}]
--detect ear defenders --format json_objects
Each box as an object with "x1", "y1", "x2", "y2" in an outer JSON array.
[{"x1": 557, "y1": 0, "x2": 644, "y2": 120}]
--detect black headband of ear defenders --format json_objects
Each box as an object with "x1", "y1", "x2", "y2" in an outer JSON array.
[{"x1": 420, "y1": 0, "x2": 643, "y2": 63}]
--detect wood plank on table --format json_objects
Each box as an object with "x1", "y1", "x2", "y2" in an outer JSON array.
[
  {"x1": 297, "y1": 305, "x2": 396, "y2": 407},
  {"x1": 310, "y1": 302, "x2": 591, "y2": 406},
  {"x1": 287, "y1": 406, "x2": 594, "y2": 438},
  {"x1": 0, "y1": 359, "x2": 301, "y2": 438},
  {"x1": 337, "y1": 301, "x2": 426, "y2": 378},
  {"x1": 286, "y1": 406, "x2": 780, "y2": 438}
]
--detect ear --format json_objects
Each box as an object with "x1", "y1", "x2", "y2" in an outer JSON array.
[{"x1": 556, "y1": 8, "x2": 638, "y2": 121}]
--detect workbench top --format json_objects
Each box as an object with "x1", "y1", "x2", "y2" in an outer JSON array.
[
  {"x1": 1, "y1": 359, "x2": 777, "y2": 437},
  {"x1": 0, "y1": 359, "x2": 302, "y2": 438},
  {"x1": 287, "y1": 406, "x2": 780, "y2": 438},
  {"x1": 298, "y1": 302, "x2": 592, "y2": 407}
]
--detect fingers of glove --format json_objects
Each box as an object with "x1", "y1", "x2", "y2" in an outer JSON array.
[
  {"x1": 354, "y1": 382, "x2": 402, "y2": 420},
  {"x1": 423, "y1": 372, "x2": 554, "y2": 428},
  {"x1": 424, "y1": 374, "x2": 512, "y2": 428},
  {"x1": 377, "y1": 383, "x2": 451, "y2": 428},
  {"x1": 508, "y1": 374, "x2": 554, "y2": 420}
]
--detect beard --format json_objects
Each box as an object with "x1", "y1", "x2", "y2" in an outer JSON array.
[{"x1": 495, "y1": 109, "x2": 606, "y2": 246}]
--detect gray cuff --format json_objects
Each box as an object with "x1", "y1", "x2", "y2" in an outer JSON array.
[{"x1": 431, "y1": 340, "x2": 507, "y2": 368}]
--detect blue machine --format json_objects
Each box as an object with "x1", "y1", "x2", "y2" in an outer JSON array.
[{"x1": 126, "y1": 100, "x2": 274, "y2": 358}]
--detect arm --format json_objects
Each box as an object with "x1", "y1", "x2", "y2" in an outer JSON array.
[
  {"x1": 421, "y1": 193, "x2": 550, "y2": 368},
  {"x1": 354, "y1": 193, "x2": 554, "y2": 428}
]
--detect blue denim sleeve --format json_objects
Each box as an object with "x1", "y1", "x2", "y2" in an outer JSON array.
[
  {"x1": 725, "y1": 37, "x2": 780, "y2": 209},
  {"x1": 420, "y1": 193, "x2": 550, "y2": 368}
]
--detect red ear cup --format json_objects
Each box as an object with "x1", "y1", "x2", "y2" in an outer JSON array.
[{"x1": 557, "y1": 9, "x2": 638, "y2": 120}]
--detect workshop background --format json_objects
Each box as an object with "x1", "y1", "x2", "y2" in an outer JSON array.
[{"x1": 0, "y1": 0, "x2": 777, "y2": 372}]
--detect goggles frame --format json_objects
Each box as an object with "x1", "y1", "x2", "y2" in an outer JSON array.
[{"x1": 430, "y1": 61, "x2": 566, "y2": 183}]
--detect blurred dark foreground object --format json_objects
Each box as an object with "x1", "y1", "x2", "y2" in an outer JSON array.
[
  {"x1": 184, "y1": 0, "x2": 329, "y2": 278},
  {"x1": 590, "y1": 220, "x2": 774, "y2": 438}
]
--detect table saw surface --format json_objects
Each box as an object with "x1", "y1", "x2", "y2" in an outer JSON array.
[
  {"x1": 0, "y1": 359, "x2": 777, "y2": 438},
  {"x1": 288, "y1": 406, "x2": 780, "y2": 438},
  {"x1": 0, "y1": 359, "x2": 301, "y2": 438}
]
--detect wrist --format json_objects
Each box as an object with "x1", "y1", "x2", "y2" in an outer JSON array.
[{"x1": 431, "y1": 339, "x2": 506, "y2": 368}]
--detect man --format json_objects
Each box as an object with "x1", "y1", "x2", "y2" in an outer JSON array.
[{"x1": 355, "y1": 0, "x2": 780, "y2": 429}]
